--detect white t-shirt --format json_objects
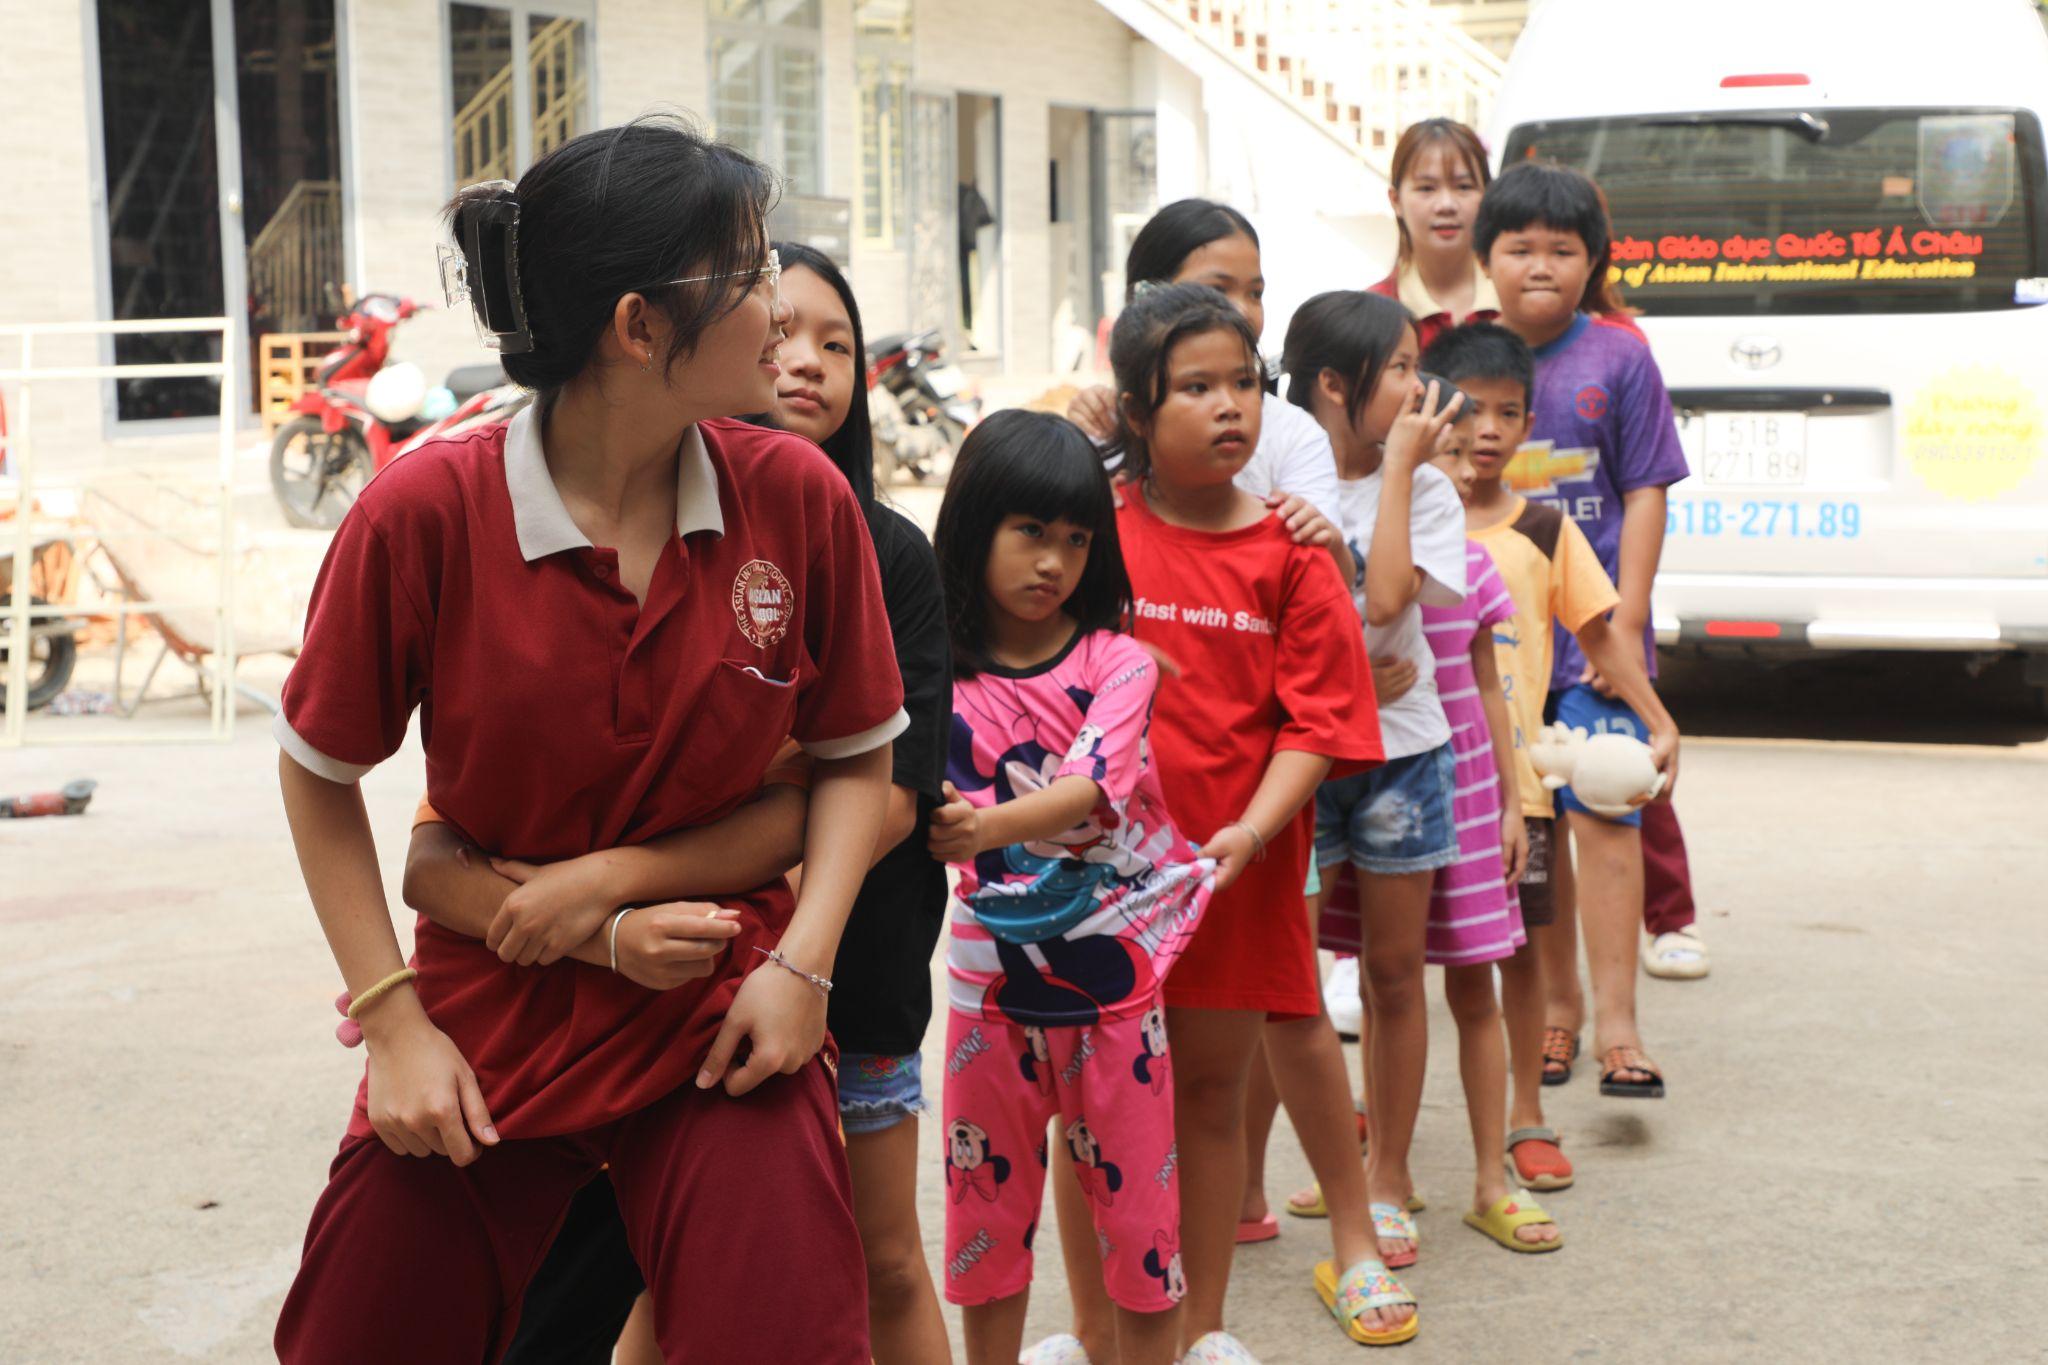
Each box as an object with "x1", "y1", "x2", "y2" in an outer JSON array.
[
  {"x1": 1336, "y1": 462, "x2": 1467, "y2": 759},
  {"x1": 1097, "y1": 390, "x2": 1343, "y2": 532}
]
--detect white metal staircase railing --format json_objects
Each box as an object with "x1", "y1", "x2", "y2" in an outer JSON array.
[
  {"x1": 1150, "y1": 0, "x2": 1506, "y2": 176},
  {"x1": 246, "y1": 179, "x2": 343, "y2": 332}
]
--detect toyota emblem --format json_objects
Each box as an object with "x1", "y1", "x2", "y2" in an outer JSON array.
[{"x1": 1731, "y1": 336, "x2": 1782, "y2": 370}]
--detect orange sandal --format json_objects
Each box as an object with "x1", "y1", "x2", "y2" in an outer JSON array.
[
  {"x1": 1541, "y1": 1028, "x2": 1579, "y2": 1086},
  {"x1": 1598, "y1": 1045, "x2": 1665, "y2": 1098},
  {"x1": 1505, "y1": 1126, "x2": 1574, "y2": 1191}
]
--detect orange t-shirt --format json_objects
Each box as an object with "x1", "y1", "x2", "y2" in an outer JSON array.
[{"x1": 1469, "y1": 498, "x2": 1619, "y2": 818}]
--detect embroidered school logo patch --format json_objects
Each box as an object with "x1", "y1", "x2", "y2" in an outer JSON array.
[
  {"x1": 731, "y1": 559, "x2": 794, "y2": 648},
  {"x1": 1574, "y1": 384, "x2": 1611, "y2": 422}
]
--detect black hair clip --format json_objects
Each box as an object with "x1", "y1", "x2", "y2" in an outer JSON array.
[{"x1": 437, "y1": 180, "x2": 534, "y2": 355}]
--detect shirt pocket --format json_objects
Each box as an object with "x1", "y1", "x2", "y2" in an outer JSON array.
[{"x1": 689, "y1": 659, "x2": 806, "y2": 793}]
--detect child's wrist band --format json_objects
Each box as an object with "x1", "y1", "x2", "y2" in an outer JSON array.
[
  {"x1": 346, "y1": 967, "x2": 419, "y2": 1021},
  {"x1": 609, "y1": 907, "x2": 638, "y2": 974},
  {"x1": 1227, "y1": 820, "x2": 1268, "y2": 862},
  {"x1": 754, "y1": 946, "x2": 833, "y2": 996},
  {"x1": 333, "y1": 967, "x2": 418, "y2": 1046}
]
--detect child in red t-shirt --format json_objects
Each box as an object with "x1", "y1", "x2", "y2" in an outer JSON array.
[{"x1": 1045, "y1": 281, "x2": 1410, "y2": 1361}]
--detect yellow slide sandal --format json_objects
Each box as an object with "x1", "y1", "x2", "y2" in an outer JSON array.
[
  {"x1": 1314, "y1": 1258, "x2": 1419, "y2": 1347},
  {"x1": 1286, "y1": 1184, "x2": 1425, "y2": 1219},
  {"x1": 1462, "y1": 1190, "x2": 1563, "y2": 1254}
]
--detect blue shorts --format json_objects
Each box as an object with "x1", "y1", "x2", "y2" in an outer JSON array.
[
  {"x1": 1546, "y1": 683, "x2": 1646, "y2": 828},
  {"x1": 1314, "y1": 743, "x2": 1459, "y2": 875},
  {"x1": 838, "y1": 1051, "x2": 927, "y2": 1135}
]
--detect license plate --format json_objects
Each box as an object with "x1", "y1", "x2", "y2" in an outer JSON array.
[
  {"x1": 1694, "y1": 412, "x2": 1807, "y2": 485},
  {"x1": 923, "y1": 365, "x2": 965, "y2": 400}
]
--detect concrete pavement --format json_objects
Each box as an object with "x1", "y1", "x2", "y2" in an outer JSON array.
[{"x1": 2, "y1": 658, "x2": 2044, "y2": 1363}]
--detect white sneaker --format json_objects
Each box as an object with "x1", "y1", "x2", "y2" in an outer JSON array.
[
  {"x1": 1179, "y1": 1330, "x2": 1263, "y2": 1364},
  {"x1": 1324, "y1": 954, "x2": 1362, "y2": 1037},
  {"x1": 1021, "y1": 1334, "x2": 1093, "y2": 1365},
  {"x1": 1642, "y1": 927, "x2": 1710, "y2": 980}
]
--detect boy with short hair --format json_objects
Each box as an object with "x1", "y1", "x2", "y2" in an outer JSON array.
[{"x1": 1423, "y1": 309, "x2": 1682, "y2": 1172}]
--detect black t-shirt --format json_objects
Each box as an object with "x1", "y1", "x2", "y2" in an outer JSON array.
[{"x1": 827, "y1": 503, "x2": 951, "y2": 1057}]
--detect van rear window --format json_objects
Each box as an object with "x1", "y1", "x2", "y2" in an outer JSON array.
[{"x1": 1503, "y1": 108, "x2": 2048, "y2": 316}]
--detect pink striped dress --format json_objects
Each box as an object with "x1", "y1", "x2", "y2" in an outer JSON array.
[{"x1": 1419, "y1": 541, "x2": 1523, "y2": 965}]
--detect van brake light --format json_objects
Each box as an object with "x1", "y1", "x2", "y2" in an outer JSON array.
[
  {"x1": 1720, "y1": 73, "x2": 1811, "y2": 88},
  {"x1": 1703, "y1": 621, "x2": 1782, "y2": 639}
]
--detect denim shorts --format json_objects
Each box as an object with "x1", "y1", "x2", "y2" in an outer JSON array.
[
  {"x1": 838, "y1": 1051, "x2": 927, "y2": 1135},
  {"x1": 1314, "y1": 742, "x2": 1459, "y2": 875},
  {"x1": 1546, "y1": 683, "x2": 1645, "y2": 828}
]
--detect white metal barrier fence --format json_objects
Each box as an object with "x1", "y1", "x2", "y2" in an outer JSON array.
[{"x1": 0, "y1": 317, "x2": 240, "y2": 746}]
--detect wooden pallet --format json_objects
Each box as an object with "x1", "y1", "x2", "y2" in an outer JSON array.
[{"x1": 258, "y1": 331, "x2": 348, "y2": 434}]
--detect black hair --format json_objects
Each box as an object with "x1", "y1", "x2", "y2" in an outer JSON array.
[
  {"x1": 444, "y1": 114, "x2": 777, "y2": 404},
  {"x1": 1107, "y1": 282, "x2": 1263, "y2": 484},
  {"x1": 934, "y1": 409, "x2": 1132, "y2": 678},
  {"x1": 1280, "y1": 290, "x2": 1414, "y2": 431},
  {"x1": 1124, "y1": 199, "x2": 1260, "y2": 299},
  {"x1": 1420, "y1": 321, "x2": 1534, "y2": 409},
  {"x1": 1473, "y1": 161, "x2": 1618, "y2": 314},
  {"x1": 744, "y1": 241, "x2": 876, "y2": 518}
]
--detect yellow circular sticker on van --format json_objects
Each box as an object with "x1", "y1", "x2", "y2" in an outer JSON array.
[{"x1": 1902, "y1": 367, "x2": 2043, "y2": 501}]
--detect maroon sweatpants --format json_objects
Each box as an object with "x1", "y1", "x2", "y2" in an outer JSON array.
[
  {"x1": 1640, "y1": 798, "x2": 1696, "y2": 936},
  {"x1": 275, "y1": 1058, "x2": 868, "y2": 1364}
]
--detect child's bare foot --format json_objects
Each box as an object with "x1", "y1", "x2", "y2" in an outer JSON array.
[
  {"x1": 1240, "y1": 1187, "x2": 1270, "y2": 1224},
  {"x1": 1285, "y1": 1182, "x2": 1326, "y2": 1217}
]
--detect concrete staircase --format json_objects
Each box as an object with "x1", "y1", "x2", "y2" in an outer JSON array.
[{"x1": 1103, "y1": 0, "x2": 1507, "y2": 183}]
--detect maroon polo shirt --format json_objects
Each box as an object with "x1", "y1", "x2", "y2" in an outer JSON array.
[{"x1": 276, "y1": 406, "x2": 906, "y2": 1139}]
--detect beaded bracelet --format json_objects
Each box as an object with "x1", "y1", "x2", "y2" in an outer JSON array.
[{"x1": 753, "y1": 946, "x2": 833, "y2": 996}]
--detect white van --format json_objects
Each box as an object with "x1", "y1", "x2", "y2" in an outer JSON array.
[{"x1": 1490, "y1": 0, "x2": 2048, "y2": 706}]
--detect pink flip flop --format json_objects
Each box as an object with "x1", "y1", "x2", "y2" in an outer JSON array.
[{"x1": 1235, "y1": 1212, "x2": 1280, "y2": 1244}]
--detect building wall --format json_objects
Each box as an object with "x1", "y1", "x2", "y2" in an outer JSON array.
[
  {"x1": 0, "y1": 3, "x2": 128, "y2": 461},
  {"x1": 848, "y1": 0, "x2": 1139, "y2": 370}
]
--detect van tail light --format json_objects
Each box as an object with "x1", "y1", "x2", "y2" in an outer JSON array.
[
  {"x1": 1703, "y1": 620, "x2": 1782, "y2": 639},
  {"x1": 1720, "y1": 73, "x2": 1810, "y2": 88}
]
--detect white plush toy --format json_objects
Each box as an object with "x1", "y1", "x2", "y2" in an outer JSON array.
[{"x1": 1526, "y1": 723, "x2": 1665, "y2": 819}]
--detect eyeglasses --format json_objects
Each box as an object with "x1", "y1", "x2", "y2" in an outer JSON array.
[{"x1": 664, "y1": 249, "x2": 782, "y2": 307}]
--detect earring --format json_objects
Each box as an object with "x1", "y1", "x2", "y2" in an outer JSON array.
[{"x1": 641, "y1": 351, "x2": 653, "y2": 372}]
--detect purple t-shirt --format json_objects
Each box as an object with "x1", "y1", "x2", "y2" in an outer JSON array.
[{"x1": 1523, "y1": 313, "x2": 1689, "y2": 689}]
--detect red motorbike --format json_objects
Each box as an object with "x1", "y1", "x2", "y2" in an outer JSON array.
[{"x1": 268, "y1": 293, "x2": 525, "y2": 529}]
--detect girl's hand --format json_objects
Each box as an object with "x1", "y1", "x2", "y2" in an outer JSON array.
[
  {"x1": 927, "y1": 782, "x2": 983, "y2": 862},
  {"x1": 486, "y1": 853, "x2": 622, "y2": 967},
  {"x1": 612, "y1": 903, "x2": 745, "y2": 991},
  {"x1": 1198, "y1": 822, "x2": 1260, "y2": 892},
  {"x1": 361, "y1": 994, "x2": 499, "y2": 1166},
  {"x1": 696, "y1": 955, "x2": 829, "y2": 1096},
  {"x1": 1501, "y1": 806, "x2": 1529, "y2": 886},
  {"x1": 1383, "y1": 380, "x2": 1465, "y2": 471},
  {"x1": 1264, "y1": 493, "x2": 1341, "y2": 551},
  {"x1": 1371, "y1": 655, "x2": 1419, "y2": 705},
  {"x1": 1067, "y1": 384, "x2": 1119, "y2": 442}
]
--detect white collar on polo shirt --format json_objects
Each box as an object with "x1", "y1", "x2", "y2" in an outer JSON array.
[
  {"x1": 1392, "y1": 262, "x2": 1500, "y2": 322},
  {"x1": 503, "y1": 404, "x2": 726, "y2": 563}
]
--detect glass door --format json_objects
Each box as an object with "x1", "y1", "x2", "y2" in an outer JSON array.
[
  {"x1": 906, "y1": 89, "x2": 959, "y2": 346},
  {"x1": 93, "y1": 0, "x2": 228, "y2": 421},
  {"x1": 1091, "y1": 111, "x2": 1158, "y2": 319},
  {"x1": 92, "y1": 0, "x2": 345, "y2": 423}
]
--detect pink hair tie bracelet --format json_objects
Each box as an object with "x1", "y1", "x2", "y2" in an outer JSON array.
[{"x1": 333, "y1": 967, "x2": 420, "y2": 1047}]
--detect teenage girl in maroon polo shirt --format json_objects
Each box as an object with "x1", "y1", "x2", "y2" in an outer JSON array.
[{"x1": 271, "y1": 119, "x2": 904, "y2": 1363}]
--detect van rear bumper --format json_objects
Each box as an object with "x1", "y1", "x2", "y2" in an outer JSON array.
[{"x1": 1652, "y1": 573, "x2": 2048, "y2": 652}]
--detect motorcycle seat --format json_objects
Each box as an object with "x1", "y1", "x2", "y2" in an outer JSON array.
[{"x1": 444, "y1": 363, "x2": 508, "y2": 405}]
